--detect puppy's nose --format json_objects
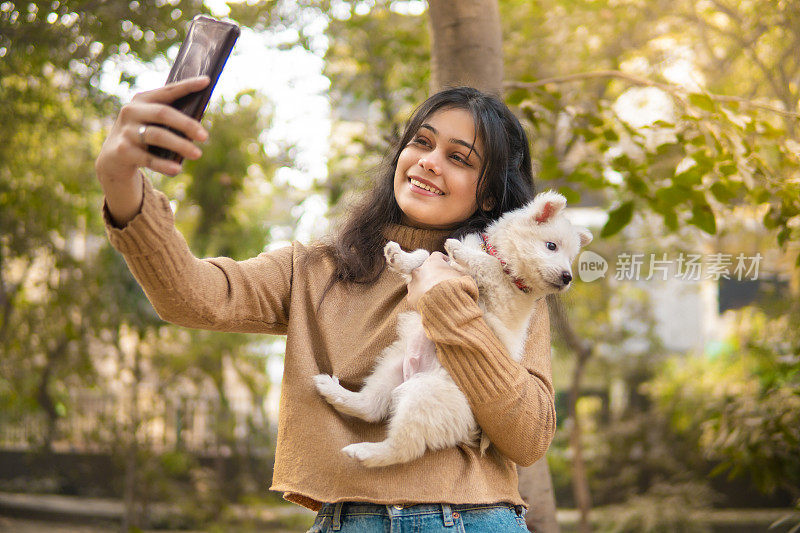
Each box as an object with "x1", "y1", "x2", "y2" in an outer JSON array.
[{"x1": 561, "y1": 271, "x2": 572, "y2": 285}]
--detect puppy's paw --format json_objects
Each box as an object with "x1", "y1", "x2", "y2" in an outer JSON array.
[
  {"x1": 444, "y1": 238, "x2": 462, "y2": 257},
  {"x1": 313, "y1": 374, "x2": 343, "y2": 404},
  {"x1": 385, "y1": 242, "x2": 429, "y2": 275},
  {"x1": 384, "y1": 241, "x2": 403, "y2": 271},
  {"x1": 445, "y1": 238, "x2": 467, "y2": 263},
  {"x1": 342, "y1": 442, "x2": 396, "y2": 467}
]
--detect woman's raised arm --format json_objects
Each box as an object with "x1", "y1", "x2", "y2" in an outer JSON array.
[{"x1": 97, "y1": 76, "x2": 295, "y2": 335}]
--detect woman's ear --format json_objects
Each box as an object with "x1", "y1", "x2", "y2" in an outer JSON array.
[{"x1": 481, "y1": 196, "x2": 496, "y2": 211}]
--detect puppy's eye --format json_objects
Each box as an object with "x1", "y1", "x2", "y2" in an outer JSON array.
[{"x1": 546, "y1": 242, "x2": 557, "y2": 251}]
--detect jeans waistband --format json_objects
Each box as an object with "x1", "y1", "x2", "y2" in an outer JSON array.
[{"x1": 317, "y1": 501, "x2": 523, "y2": 530}]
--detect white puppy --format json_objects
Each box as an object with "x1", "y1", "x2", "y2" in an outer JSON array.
[{"x1": 314, "y1": 190, "x2": 592, "y2": 467}]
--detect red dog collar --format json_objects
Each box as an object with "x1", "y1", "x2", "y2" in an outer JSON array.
[{"x1": 479, "y1": 233, "x2": 531, "y2": 293}]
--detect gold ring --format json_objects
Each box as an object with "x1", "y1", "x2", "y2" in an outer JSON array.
[{"x1": 138, "y1": 125, "x2": 148, "y2": 146}]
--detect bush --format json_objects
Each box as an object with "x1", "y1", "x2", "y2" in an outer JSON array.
[{"x1": 647, "y1": 305, "x2": 800, "y2": 499}]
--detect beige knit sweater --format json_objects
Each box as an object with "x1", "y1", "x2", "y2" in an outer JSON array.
[{"x1": 102, "y1": 175, "x2": 556, "y2": 511}]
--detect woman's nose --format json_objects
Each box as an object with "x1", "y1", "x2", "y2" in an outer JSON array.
[{"x1": 418, "y1": 155, "x2": 442, "y2": 175}]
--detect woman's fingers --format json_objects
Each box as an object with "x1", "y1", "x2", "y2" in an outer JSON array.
[
  {"x1": 133, "y1": 75, "x2": 210, "y2": 105},
  {"x1": 130, "y1": 123, "x2": 202, "y2": 161},
  {"x1": 120, "y1": 102, "x2": 207, "y2": 142},
  {"x1": 124, "y1": 143, "x2": 182, "y2": 176}
]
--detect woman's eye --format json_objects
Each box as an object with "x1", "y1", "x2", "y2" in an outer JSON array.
[
  {"x1": 450, "y1": 154, "x2": 471, "y2": 166},
  {"x1": 546, "y1": 242, "x2": 557, "y2": 251},
  {"x1": 412, "y1": 136, "x2": 431, "y2": 147}
]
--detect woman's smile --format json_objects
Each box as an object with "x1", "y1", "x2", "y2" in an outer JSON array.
[{"x1": 408, "y1": 176, "x2": 445, "y2": 196}]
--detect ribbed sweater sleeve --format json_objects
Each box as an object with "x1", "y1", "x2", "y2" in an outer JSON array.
[
  {"x1": 416, "y1": 275, "x2": 556, "y2": 467},
  {"x1": 101, "y1": 173, "x2": 293, "y2": 334}
]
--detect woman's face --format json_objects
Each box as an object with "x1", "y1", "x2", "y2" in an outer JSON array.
[{"x1": 393, "y1": 107, "x2": 489, "y2": 230}]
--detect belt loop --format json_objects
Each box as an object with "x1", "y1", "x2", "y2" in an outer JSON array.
[
  {"x1": 332, "y1": 501, "x2": 344, "y2": 531},
  {"x1": 441, "y1": 503, "x2": 454, "y2": 527}
]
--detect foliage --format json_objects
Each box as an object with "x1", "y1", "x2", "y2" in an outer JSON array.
[
  {"x1": 559, "y1": 280, "x2": 716, "y2": 500},
  {"x1": 647, "y1": 304, "x2": 800, "y2": 499},
  {"x1": 513, "y1": 82, "x2": 800, "y2": 249},
  {"x1": 499, "y1": 0, "x2": 800, "y2": 251},
  {"x1": 0, "y1": 1, "x2": 290, "y2": 523},
  {"x1": 315, "y1": 0, "x2": 800, "y2": 255},
  {"x1": 597, "y1": 480, "x2": 717, "y2": 533},
  {"x1": 0, "y1": 72, "x2": 110, "y2": 448}
]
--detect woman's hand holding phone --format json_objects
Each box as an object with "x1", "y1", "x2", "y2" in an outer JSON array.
[{"x1": 95, "y1": 76, "x2": 210, "y2": 226}]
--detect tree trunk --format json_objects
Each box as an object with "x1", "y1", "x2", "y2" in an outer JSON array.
[
  {"x1": 549, "y1": 295, "x2": 593, "y2": 533},
  {"x1": 518, "y1": 459, "x2": 560, "y2": 533},
  {"x1": 427, "y1": 0, "x2": 504, "y2": 94},
  {"x1": 36, "y1": 336, "x2": 70, "y2": 451},
  {"x1": 122, "y1": 342, "x2": 145, "y2": 532},
  {"x1": 426, "y1": 3, "x2": 558, "y2": 531},
  {"x1": 568, "y1": 355, "x2": 592, "y2": 533}
]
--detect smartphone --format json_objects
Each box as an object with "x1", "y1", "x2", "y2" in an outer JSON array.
[{"x1": 147, "y1": 15, "x2": 240, "y2": 163}]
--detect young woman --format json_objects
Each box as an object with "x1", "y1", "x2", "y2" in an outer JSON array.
[{"x1": 96, "y1": 77, "x2": 555, "y2": 532}]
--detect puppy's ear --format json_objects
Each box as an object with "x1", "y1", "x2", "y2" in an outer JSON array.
[
  {"x1": 531, "y1": 190, "x2": 567, "y2": 224},
  {"x1": 577, "y1": 227, "x2": 593, "y2": 247}
]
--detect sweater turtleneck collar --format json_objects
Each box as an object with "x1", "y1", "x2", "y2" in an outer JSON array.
[{"x1": 382, "y1": 223, "x2": 453, "y2": 254}]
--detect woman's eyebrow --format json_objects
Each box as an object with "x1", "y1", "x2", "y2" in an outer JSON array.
[{"x1": 420, "y1": 123, "x2": 482, "y2": 161}]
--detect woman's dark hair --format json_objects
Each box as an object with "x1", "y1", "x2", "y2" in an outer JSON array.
[{"x1": 303, "y1": 86, "x2": 537, "y2": 311}]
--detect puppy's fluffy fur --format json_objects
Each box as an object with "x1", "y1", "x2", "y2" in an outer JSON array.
[{"x1": 314, "y1": 191, "x2": 592, "y2": 467}]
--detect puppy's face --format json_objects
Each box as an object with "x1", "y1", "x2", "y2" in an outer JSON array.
[
  {"x1": 517, "y1": 217, "x2": 590, "y2": 294},
  {"x1": 493, "y1": 191, "x2": 592, "y2": 295}
]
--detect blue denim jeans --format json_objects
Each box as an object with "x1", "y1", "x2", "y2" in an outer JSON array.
[{"x1": 306, "y1": 501, "x2": 529, "y2": 532}]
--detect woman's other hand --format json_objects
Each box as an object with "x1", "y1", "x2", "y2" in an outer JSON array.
[
  {"x1": 406, "y1": 252, "x2": 464, "y2": 309},
  {"x1": 95, "y1": 76, "x2": 210, "y2": 226}
]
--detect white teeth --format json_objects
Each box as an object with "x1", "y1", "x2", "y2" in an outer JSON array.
[{"x1": 409, "y1": 178, "x2": 444, "y2": 195}]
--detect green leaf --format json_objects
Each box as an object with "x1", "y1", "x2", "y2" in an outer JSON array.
[
  {"x1": 601, "y1": 201, "x2": 634, "y2": 238},
  {"x1": 763, "y1": 206, "x2": 779, "y2": 229},
  {"x1": 586, "y1": 114, "x2": 604, "y2": 128},
  {"x1": 674, "y1": 166, "x2": 703, "y2": 187},
  {"x1": 627, "y1": 174, "x2": 648, "y2": 195},
  {"x1": 656, "y1": 186, "x2": 690, "y2": 207},
  {"x1": 688, "y1": 201, "x2": 717, "y2": 234},
  {"x1": 602, "y1": 128, "x2": 620, "y2": 142},
  {"x1": 662, "y1": 210, "x2": 679, "y2": 231},
  {"x1": 689, "y1": 135, "x2": 707, "y2": 147},
  {"x1": 710, "y1": 182, "x2": 736, "y2": 203},
  {"x1": 580, "y1": 128, "x2": 599, "y2": 142},
  {"x1": 689, "y1": 93, "x2": 716, "y2": 113},
  {"x1": 655, "y1": 142, "x2": 683, "y2": 159},
  {"x1": 718, "y1": 162, "x2": 738, "y2": 176}
]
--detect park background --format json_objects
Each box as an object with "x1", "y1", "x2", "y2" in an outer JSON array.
[{"x1": 1, "y1": 0, "x2": 799, "y2": 531}]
